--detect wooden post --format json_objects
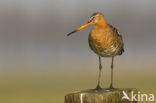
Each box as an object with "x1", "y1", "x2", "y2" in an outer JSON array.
[{"x1": 65, "y1": 88, "x2": 138, "y2": 103}]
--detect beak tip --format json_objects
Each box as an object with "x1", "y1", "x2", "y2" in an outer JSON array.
[
  {"x1": 67, "y1": 30, "x2": 77, "y2": 36},
  {"x1": 67, "y1": 22, "x2": 90, "y2": 37},
  {"x1": 66, "y1": 33, "x2": 71, "y2": 36},
  {"x1": 67, "y1": 33, "x2": 71, "y2": 36}
]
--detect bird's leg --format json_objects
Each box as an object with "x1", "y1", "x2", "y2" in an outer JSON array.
[
  {"x1": 96, "y1": 56, "x2": 102, "y2": 90},
  {"x1": 110, "y1": 57, "x2": 114, "y2": 89}
]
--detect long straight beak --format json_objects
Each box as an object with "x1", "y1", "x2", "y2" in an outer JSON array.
[{"x1": 67, "y1": 22, "x2": 91, "y2": 36}]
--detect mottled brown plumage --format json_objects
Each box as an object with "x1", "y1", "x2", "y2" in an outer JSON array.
[
  {"x1": 89, "y1": 24, "x2": 124, "y2": 57},
  {"x1": 67, "y1": 12, "x2": 124, "y2": 89}
]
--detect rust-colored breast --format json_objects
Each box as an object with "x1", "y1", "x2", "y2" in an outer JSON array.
[{"x1": 88, "y1": 24, "x2": 124, "y2": 57}]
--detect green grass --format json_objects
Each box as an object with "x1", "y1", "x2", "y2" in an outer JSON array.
[{"x1": 0, "y1": 67, "x2": 155, "y2": 103}]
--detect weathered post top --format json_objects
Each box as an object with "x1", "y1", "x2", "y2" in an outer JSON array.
[{"x1": 65, "y1": 88, "x2": 138, "y2": 103}]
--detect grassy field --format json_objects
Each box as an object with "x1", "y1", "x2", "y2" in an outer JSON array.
[{"x1": 0, "y1": 67, "x2": 155, "y2": 103}]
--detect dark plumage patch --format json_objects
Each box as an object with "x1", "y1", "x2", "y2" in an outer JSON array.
[{"x1": 108, "y1": 24, "x2": 125, "y2": 55}]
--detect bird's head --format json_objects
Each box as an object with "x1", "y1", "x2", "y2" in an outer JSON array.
[
  {"x1": 67, "y1": 12, "x2": 106, "y2": 36},
  {"x1": 88, "y1": 12, "x2": 106, "y2": 25}
]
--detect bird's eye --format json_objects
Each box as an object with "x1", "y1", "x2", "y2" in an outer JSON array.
[{"x1": 91, "y1": 16, "x2": 95, "y2": 21}]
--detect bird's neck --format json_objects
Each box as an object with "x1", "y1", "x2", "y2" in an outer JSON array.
[
  {"x1": 91, "y1": 18, "x2": 108, "y2": 37},
  {"x1": 91, "y1": 20, "x2": 108, "y2": 37},
  {"x1": 94, "y1": 23, "x2": 107, "y2": 32},
  {"x1": 94, "y1": 18, "x2": 107, "y2": 28}
]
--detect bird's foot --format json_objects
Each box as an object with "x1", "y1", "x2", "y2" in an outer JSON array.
[
  {"x1": 95, "y1": 84, "x2": 102, "y2": 90},
  {"x1": 109, "y1": 84, "x2": 114, "y2": 89}
]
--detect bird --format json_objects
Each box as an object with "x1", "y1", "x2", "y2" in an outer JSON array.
[{"x1": 67, "y1": 12, "x2": 124, "y2": 89}]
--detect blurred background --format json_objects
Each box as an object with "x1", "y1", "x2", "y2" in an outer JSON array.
[{"x1": 0, "y1": 0, "x2": 156, "y2": 103}]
